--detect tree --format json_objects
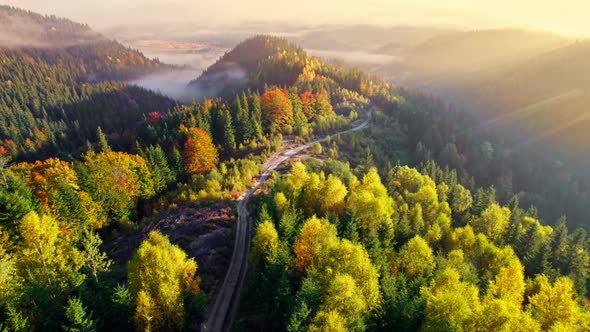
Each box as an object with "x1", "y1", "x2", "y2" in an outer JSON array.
[
  {"x1": 96, "y1": 127, "x2": 111, "y2": 153},
  {"x1": 320, "y1": 175, "x2": 347, "y2": 215},
  {"x1": 19, "y1": 211, "x2": 83, "y2": 290},
  {"x1": 0, "y1": 171, "x2": 35, "y2": 230},
  {"x1": 450, "y1": 184, "x2": 472, "y2": 214},
  {"x1": 293, "y1": 216, "x2": 337, "y2": 272},
  {"x1": 346, "y1": 168, "x2": 394, "y2": 235},
  {"x1": 250, "y1": 92, "x2": 264, "y2": 138},
  {"x1": 397, "y1": 236, "x2": 435, "y2": 279},
  {"x1": 251, "y1": 220, "x2": 279, "y2": 265},
  {"x1": 63, "y1": 297, "x2": 96, "y2": 332},
  {"x1": 421, "y1": 267, "x2": 481, "y2": 331},
  {"x1": 308, "y1": 310, "x2": 347, "y2": 332},
  {"x1": 527, "y1": 275, "x2": 587, "y2": 330},
  {"x1": 145, "y1": 145, "x2": 174, "y2": 193},
  {"x1": 127, "y1": 231, "x2": 200, "y2": 331},
  {"x1": 261, "y1": 88, "x2": 293, "y2": 133},
  {"x1": 81, "y1": 151, "x2": 154, "y2": 222},
  {"x1": 234, "y1": 96, "x2": 255, "y2": 143},
  {"x1": 81, "y1": 229, "x2": 111, "y2": 281},
  {"x1": 485, "y1": 260, "x2": 525, "y2": 306},
  {"x1": 470, "y1": 203, "x2": 511, "y2": 243},
  {"x1": 299, "y1": 90, "x2": 334, "y2": 120},
  {"x1": 323, "y1": 273, "x2": 367, "y2": 319},
  {"x1": 215, "y1": 108, "x2": 236, "y2": 152},
  {"x1": 180, "y1": 127, "x2": 219, "y2": 175}
]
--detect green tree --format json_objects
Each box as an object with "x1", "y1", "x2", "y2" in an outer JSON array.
[
  {"x1": 96, "y1": 127, "x2": 111, "y2": 153},
  {"x1": 63, "y1": 297, "x2": 96, "y2": 332},
  {"x1": 215, "y1": 109, "x2": 236, "y2": 152},
  {"x1": 145, "y1": 145, "x2": 174, "y2": 193}
]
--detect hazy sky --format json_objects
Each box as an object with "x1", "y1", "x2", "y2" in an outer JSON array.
[{"x1": 4, "y1": 0, "x2": 590, "y2": 37}]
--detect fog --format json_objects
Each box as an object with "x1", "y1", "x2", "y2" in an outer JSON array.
[
  {"x1": 307, "y1": 49, "x2": 403, "y2": 65},
  {"x1": 128, "y1": 69, "x2": 201, "y2": 101},
  {"x1": 5, "y1": 0, "x2": 590, "y2": 38}
]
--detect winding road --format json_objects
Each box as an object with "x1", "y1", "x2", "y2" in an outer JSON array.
[{"x1": 202, "y1": 109, "x2": 372, "y2": 332}]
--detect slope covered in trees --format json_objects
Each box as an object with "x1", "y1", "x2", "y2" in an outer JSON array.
[
  {"x1": 0, "y1": 5, "x2": 103, "y2": 47},
  {"x1": 0, "y1": 6, "x2": 175, "y2": 161},
  {"x1": 385, "y1": 29, "x2": 569, "y2": 78},
  {"x1": 241, "y1": 160, "x2": 590, "y2": 331},
  {"x1": 380, "y1": 29, "x2": 590, "y2": 165}
]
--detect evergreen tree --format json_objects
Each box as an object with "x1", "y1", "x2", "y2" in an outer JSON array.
[
  {"x1": 145, "y1": 145, "x2": 174, "y2": 193},
  {"x1": 63, "y1": 297, "x2": 96, "y2": 332},
  {"x1": 96, "y1": 127, "x2": 111, "y2": 153},
  {"x1": 214, "y1": 109, "x2": 236, "y2": 152}
]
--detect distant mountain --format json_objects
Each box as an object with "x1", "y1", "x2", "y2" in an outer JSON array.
[
  {"x1": 472, "y1": 40, "x2": 590, "y2": 159},
  {"x1": 295, "y1": 25, "x2": 449, "y2": 52},
  {"x1": 0, "y1": 5, "x2": 104, "y2": 47},
  {"x1": 395, "y1": 29, "x2": 569, "y2": 80},
  {"x1": 380, "y1": 29, "x2": 589, "y2": 162},
  {"x1": 187, "y1": 35, "x2": 307, "y2": 98}
]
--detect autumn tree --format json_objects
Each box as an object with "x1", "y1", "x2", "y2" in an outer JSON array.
[
  {"x1": 346, "y1": 168, "x2": 394, "y2": 238},
  {"x1": 127, "y1": 231, "x2": 200, "y2": 331},
  {"x1": 527, "y1": 275, "x2": 589, "y2": 330},
  {"x1": 19, "y1": 211, "x2": 84, "y2": 290},
  {"x1": 180, "y1": 127, "x2": 219, "y2": 175},
  {"x1": 81, "y1": 151, "x2": 154, "y2": 222},
  {"x1": 397, "y1": 235, "x2": 435, "y2": 279},
  {"x1": 320, "y1": 175, "x2": 348, "y2": 215},
  {"x1": 299, "y1": 90, "x2": 334, "y2": 120},
  {"x1": 421, "y1": 267, "x2": 481, "y2": 331},
  {"x1": 293, "y1": 216, "x2": 337, "y2": 272},
  {"x1": 261, "y1": 88, "x2": 293, "y2": 133},
  {"x1": 470, "y1": 203, "x2": 511, "y2": 243},
  {"x1": 251, "y1": 220, "x2": 279, "y2": 265}
]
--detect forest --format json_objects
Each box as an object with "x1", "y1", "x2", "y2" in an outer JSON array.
[{"x1": 1, "y1": 5, "x2": 590, "y2": 332}]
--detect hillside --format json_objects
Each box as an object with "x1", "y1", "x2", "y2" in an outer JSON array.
[
  {"x1": 187, "y1": 35, "x2": 308, "y2": 98},
  {"x1": 0, "y1": 5, "x2": 103, "y2": 47},
  {"x1": 389, "y1": 29, "x2": 569, "y2": 80},
  {"x1": 0, "y1": 6, "x2": 176, "y2": 161},
  {"x1": 392, "y1": 34, "x2": 590, "y2": 162}
]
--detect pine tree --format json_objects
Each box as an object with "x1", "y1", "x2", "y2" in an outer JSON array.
[
  {"x1": 170, "y1": 147, "x2": 184, "y2": 178},
  {"x1": 63, "y1": 297, "x2": 96, "y2": 332},
  {"x1": 146, "y1": 145, "x2": 174, "y2": 192},
  {"x1": 96, "y1": 127, "x2": 111, "y2": 153},
  {"x1": 234, "y1": 96, "x2": 255, "y2": 143},
  {"x1": 215, "y1": 109, "x2": 236, "y2": 152},
  {"x1": 250, "y1": 92, "x2": 264, "y2": 138}
]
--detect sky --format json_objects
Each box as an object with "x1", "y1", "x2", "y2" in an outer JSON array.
[{"x1": 4, "y1": 0, "x2": 590, "y2": 37}]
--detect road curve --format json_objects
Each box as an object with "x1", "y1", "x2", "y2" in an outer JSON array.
[{"x1": 202, "y1": 109, "x2": 372, "y2": 332}]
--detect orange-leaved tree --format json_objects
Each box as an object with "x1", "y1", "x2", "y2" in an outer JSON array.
[
  {"x1": 300, "y1": 90, "x2": 333, "y2": 120},
  {"x1": 180, "y1": 126, "x2": 218, "y2": 175},
  {"x1": 260, "y1": 88, "x2": 293, "y2": 133}
]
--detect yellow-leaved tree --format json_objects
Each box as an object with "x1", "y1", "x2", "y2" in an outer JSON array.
[
  {"x1": 127, "y1": 231, "x2": 200, "y2": 331},
  {"x1": 397, "y1": 235, "x2": 436, "y2": 279},
  {"x1": 251, "y1": 220, "x2": 279, "y2": 265}
]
